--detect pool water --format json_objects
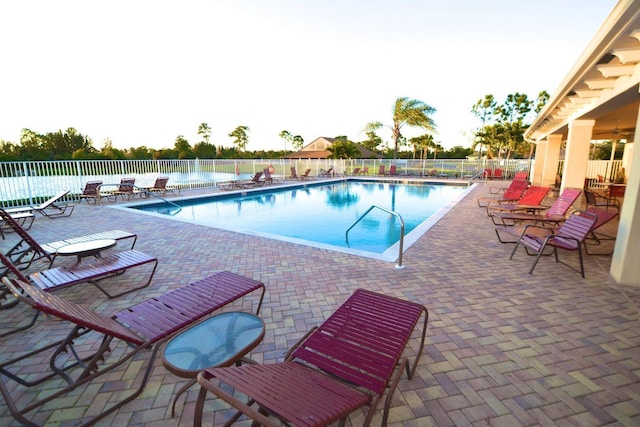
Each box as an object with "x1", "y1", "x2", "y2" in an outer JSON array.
[{"x1": 127, "y1": 180, "x2": 473, "y2": 261}]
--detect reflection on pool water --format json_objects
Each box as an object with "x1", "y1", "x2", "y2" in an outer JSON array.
[{"x1": 125, "y1": 180, "x2": 474, "y2": 262}]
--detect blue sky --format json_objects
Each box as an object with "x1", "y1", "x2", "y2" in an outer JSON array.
[{"x1": 0, "y1": 0, "x2": 618, "y2": 152}]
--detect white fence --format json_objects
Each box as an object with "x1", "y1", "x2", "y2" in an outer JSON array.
[{"x1": 0, "y1": 158, "x2": 533, "y2": 207}]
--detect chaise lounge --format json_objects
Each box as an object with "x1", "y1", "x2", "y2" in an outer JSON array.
[
  {"x1": 194, "y1": 288, "x2": 428, "y2": 426},
  {"x1": 0, "y1": 271, "x2": 265, "y2": 426}
]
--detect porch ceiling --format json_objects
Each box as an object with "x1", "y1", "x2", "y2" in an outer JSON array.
[{"x1": 526, "y1": 2, "x2": 640, "y2": 142}]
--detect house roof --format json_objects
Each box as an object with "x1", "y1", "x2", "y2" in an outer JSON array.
[{"x1": 283, "y1": 137, "x2": 382, "y2": 159}]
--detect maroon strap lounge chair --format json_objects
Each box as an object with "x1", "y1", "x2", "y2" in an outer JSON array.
[
  {"x1": 194, "y1": 289, "x2": 428, "y2": 427},
  {"x1": 493, "y1": 188, "x2": 582, "y2": 243},
  {"x1": 0, "y1": 271, "x2": 265, "y2": 427},
  {"x1": 509, "y1": 210, "x2": 598, "y2": 278},
  {"x1": 485, "y1": 185, "x2": 550, "y2": 216},
  {"x1": 583, "y1": 207, "x2": 619, "y2": 255}
]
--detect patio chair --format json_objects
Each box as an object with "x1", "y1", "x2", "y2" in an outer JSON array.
[
  {"x1": 112, "y1": 177, "x2": 137, "y2": 200},
  {"x1": 386, "y1": 164, "x2": 397, "y2": 176},
  {"x1": 78, "y1": 180, "x2": 113, "y2": 204},
  {"x1": 0, "y1": 271, "x2": 265, "y2": 427},
  {"x1": 509, "y1": 210, "x2": 598, "y2": 278},
  {"x1": 240, "y1": 171, "x2": 264, "y2": 188},
  {"x1": 361, "y1": 166, "x2": 369, "y2": 175},
  {"x1": 378, "y1": 164, "x2": 386, "y2": 175},
  {"x1": 492, "y1": 168, "x2": 504, "y2": 179},
  {"x1": 583, "y1": 207, "x2": 619, "y2": 255},
  {"x1": 485, "y1": 185, "x2": 550, "y2": 216},
  {"x1": 514, "y1": 171, "x2": 528, "y2": 181},
  {"x1": 143, "y1": 176, "x2": 172, "y2": 196},
  {"x1": 262, "y1": 167, "x2": 280, "y2": 185},
  {"x1": 290, "y1": 167, "x2": 311, "y2": 180},
  {"x1": 351, "y1": 167, "x2": 361, "y2": 175},
  {"x1": 477, "y1": 178, "x2": 529, "y2": 207},
  {"x1": 319, "y1": 167, "x2": 334, "y2": 177},
  {"x1": 3, "y1": 190, "x2": 74, "y2": 219},
  {"x1": 584, "y1": 189, "x2": 620, "y2": 210},
  {"x1": 493, "y1": 188, "x2": 582, "y2": 242},
  {"x1": 194, "y1": 288, "x2": 428, "y2": 427}
]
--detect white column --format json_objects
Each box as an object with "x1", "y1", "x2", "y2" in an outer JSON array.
[
  {"x1": 542, "y1": 134, "x2": 563, "y2": 187},
  {"x1": 610, "y1": 107, "x2": 640, "y2": 286},
  {"x1": 531, "y1": 141, "x2": 546, "y2": 185},
  {"x1": 561, "y1": 120, "x2": 594, "y2": 192}
]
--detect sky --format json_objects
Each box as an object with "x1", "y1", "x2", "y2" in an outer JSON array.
[{"x1": 0, "y1": 0, "x2": 618, "y2": 153}]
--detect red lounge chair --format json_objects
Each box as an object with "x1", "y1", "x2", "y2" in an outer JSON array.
[
  {"x1": 194, "y1": 289, "x2": 428, "y2": 427},
  {"x1": 478, "y1": 178, "x2": 529, "y2": 207},
  {"x1": 262, "y1": 167, "x2": 280, "y2": 184},
  {"x1": 492, "y1": 168, "x2": 504, "y2": 179},
  {"x1": 386, "y1": 164, "x2": 397, "y2": 176},
  {"x1": 514, "y1": 171, "x2": 528, "y2": 180},
  {"x1": 0, "y1": 271, "x2": 265, "y2": 427},
  {"x1": 378, "y1": 164, "x2": 386, "y2": 175},
  {"x1": 509, "y1": 210, "x2": 598, "y2": 278},
  {"x1": 485, "y1": 185, "x2": 550, "y2": 216}
]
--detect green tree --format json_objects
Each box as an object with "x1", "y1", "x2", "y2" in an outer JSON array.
[
  {"x1": 279, "y1": 130, "x2": 292, "y2": 152},
  {"x1": 292, "y1": 135, "x2": 304, "y2": 150},
  {"x1": 197, "y1": 122, "x2": 212, "y2": 145},
  {"x1": 174, "y1": 135, "x2": 194, "y2": 159},
  {"x1": 359, "y1": 130, "x2": 383, "y2": 153},
  {"x1": 366, "y1": 97, "x2": 437, "y2": 161},
  {"x1": 327, "y1": 136, "x2": 362, "y2": 159},
  {"x1": 471, "y1": 94, "x2": 497, "y2": 158},
  {"x1": 193, "y1": 141, "x2": 217, "y2": 158},
  {"x1": 229, "y1": 125, "x2": 250, "y2": 152}
]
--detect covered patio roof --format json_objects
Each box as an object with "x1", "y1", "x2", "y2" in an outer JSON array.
[{"x1": 526, "y1": 1, "x2": 640, "y2": 142}]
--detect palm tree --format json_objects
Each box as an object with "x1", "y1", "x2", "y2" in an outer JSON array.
[{"x1": 366, "y1": 97, "x2": 437, "y2": 161}]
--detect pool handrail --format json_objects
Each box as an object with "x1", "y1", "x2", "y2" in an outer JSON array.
[{"x1": 345, "y1": 204, "x2": 405, "y2": 269}]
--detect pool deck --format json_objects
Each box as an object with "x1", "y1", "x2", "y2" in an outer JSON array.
[{"x1": 1, "y1": 178, "x2": 638, "y2": 426}]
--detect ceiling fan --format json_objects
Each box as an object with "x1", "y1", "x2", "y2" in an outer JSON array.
[{"x1": 593, "y1": 121, "x2": 634, "y2": 139}]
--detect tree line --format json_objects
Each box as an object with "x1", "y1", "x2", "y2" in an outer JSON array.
[{"x1": 4, "y1": 92, "x2": 590, "y2": 163}]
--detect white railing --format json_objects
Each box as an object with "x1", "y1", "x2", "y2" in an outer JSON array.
[{"x1": 0, "y1": 158, "x2": 535, "y2": 207}]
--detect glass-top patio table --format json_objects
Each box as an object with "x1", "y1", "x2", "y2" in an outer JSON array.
[{"x1": 161, "y1": 311, "x2": 265, "y2": 417}]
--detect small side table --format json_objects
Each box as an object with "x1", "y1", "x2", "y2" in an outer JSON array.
[
  {"x1": 56, "y1": 239, "x2": 117, "y2": 263},
  {"x1": 162, "y1": 312, "x2": 265, "y2": 417}
]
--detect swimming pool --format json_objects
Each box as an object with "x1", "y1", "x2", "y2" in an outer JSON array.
[{"x1": 124, "y1": 180, "x2": 475, "y2": 262}]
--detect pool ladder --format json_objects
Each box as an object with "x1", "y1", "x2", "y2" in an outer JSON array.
[{"x1": 345, "y1": 205, "x2": 405, "y2": 269}]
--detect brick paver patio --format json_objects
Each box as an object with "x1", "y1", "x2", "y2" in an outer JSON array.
[{"x1": 1, "y1": 180, "x2": 638, "y2": 426}]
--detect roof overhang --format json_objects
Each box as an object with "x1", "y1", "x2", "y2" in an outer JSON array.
[{"x1": 526, "y1": 1, "x2": 640, "y2": 142}]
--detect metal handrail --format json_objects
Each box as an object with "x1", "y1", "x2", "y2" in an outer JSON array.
[
  {"x1": 345, "y1": 204, "x2": 405, "y2": 269},
  {"x1": 96, "y1": 183, "x2": 182, "y2": 215}
]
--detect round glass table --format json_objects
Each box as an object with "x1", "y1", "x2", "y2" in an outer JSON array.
[{"x1": 161, "y1": 311, "x2": 265, "y2": 416}]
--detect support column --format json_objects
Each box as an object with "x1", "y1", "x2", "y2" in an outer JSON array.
[
  {"x1": 531, "y1": 140, "x2": 546, "y2": 185},
  {"x1": 542, "y1": 134, "x2": 563, "y2": 187},
  {"x1": 610, "y1": 106, "x2": 640, "y2": 286},
  {"x1": 561, "y1": 120, "x2": 594, "y2": 192}
]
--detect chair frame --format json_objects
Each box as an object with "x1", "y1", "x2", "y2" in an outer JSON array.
[
  {"x1": 0, "y1": 271, "x2": 265, "y2": 427},
  {"x1": 485, "y1": 185, "x2": 550, "y2": 216},
  {"x1": 509, "y1": 210, "x2": 598, "y2": 278},
  {"x1": 194, "y1": 289, "x2": 428, "y2": 427}
]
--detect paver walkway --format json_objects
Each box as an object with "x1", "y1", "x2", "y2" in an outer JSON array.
[{"x1": 0, "y1": 180, "x2": 638, "y2": 426}]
